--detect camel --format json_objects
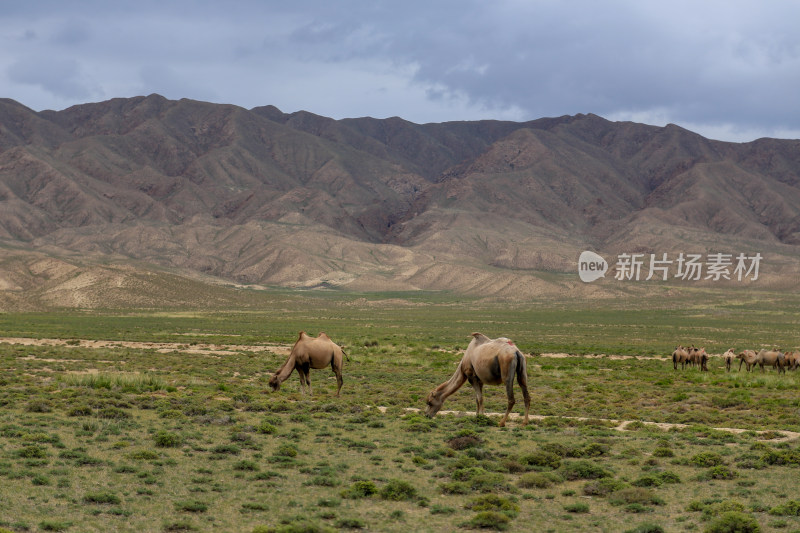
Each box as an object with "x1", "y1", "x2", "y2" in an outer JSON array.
[
  {"x1": 424, "y1": 333, "x2": 530, "y2": 427},
  {"x1": 722, "y1": 349, "x2": 736, "y2": 372},
  {"x1": 687, "y1": 346, "x2": 709, "y2": 371},
  {"x1": 268, "y1": 331, "x2": 348, "y2": 395},
  {"x1": 756, "y1": 349, "x2": 785, "y2": 374},
  {"x1": 737, "y1": 350, "x2": 758, "y2": 372},
  {"x1": 785, "y1": 351, "x2": 800, "y2": 371},
  {"x1": 672, "y1": 346, "x2": 690, "y2": 370}
]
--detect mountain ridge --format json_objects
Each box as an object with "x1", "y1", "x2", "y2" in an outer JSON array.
[{"x1": 1, "y1": 94, "x2": 799, "y2": 309}]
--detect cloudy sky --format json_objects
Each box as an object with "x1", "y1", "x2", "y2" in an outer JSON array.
[{"x1": 2, "y1": 1, "x2": 799, "y2": 142}]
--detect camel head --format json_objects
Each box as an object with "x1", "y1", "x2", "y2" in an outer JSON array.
[
  {"x1": 268, "y1": 374, "x2": 281, "y2": 392},
  {"x1": 424, "y1": 389, "x2": 444, "y2": 418}
]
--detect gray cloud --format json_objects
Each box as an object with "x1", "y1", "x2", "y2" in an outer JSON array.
[
  {"x1": 7, "y1": 55, "x2": 98, "y2": 101},
  {"x1": 0, "y1": 0, "x2": 798, "y2": 141}
]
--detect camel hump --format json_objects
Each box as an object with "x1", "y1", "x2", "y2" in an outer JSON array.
[
  {"x1": 470, "y1": 332, "x2": 492, "y2": 345},
  {"x1": 318, "y1": 332, "x2": 330, "y2": 339}
]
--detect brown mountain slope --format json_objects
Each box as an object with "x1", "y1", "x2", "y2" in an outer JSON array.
[{"x1": 1, "y1": 95, "x2": 800, "y2": 308}]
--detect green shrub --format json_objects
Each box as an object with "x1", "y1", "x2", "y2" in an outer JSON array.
[
  {"x1": 16, "y1": 445, "x2": 48, "y2": 459},
  {"x1": 379, "y1": 479, "x2": 418, "y2": 501},
  {"x1": 698, "y1": 466, "x2": 738, "y2": 481},
  {"x1": 83, "y1": 491, "x2": 121, "y2": 504},
  {"x1": 241, "y1": 502, "x2": 270, "y2": 512},
  {"x1": 67, "y1": 404, "x2": 93, "y2": 416},
  {"x1": 334, "y1": 517, "x2": 366, "y2": 529},
  {"x1": 704, "y1": 511, "x2": 760, "y2": 533},
  {"x1": 128, "y1": 450, "x2": 160, "y2": 461},
  {"x1": 610, "y1": 488, "x2": 664, "y2": 507},
  {"x1": 440, "y1": 481, "x2": 471, "y2": 494},
  {"x1": 518, "y1": 472, "x2": 556, "y2": 489},
  {"x1": 571, "y1": 442, "x2": 609, "y2": 457},
  {"x1": 519, "y1": 450, "x2": 561, "y2": 470},
  {"x1": 39, "y1": 521, "x2": 72, "y2": 532},
  {"x1": 163, "y1": 521, "x2": 199, "y2": 531},
  {"x1": 583, "y1": 477, "x2": 627, "y2": 497},
  {"x1": 175, "y1": 500, "x2": 208, "y2": 513},
  {"x1": 274, "y1": 444, "x2": 297, "y2": 457},
  {"x1": 448, "y1": 435, "x2": 482, "y2": 450},
  {"x1": 470, "y1": 473, "x2": 509, "y2": 493},
  {"x1": 561, "y1": 460, "x2": 612, "y2": 480},
  {"x1": 25, "y1": 399, "x2": 52, "y2": 413},
  {"x1": 453, "y1": 467, "x2": 488, "y2": 481},
  {"x1": 632, "y1": 475, "x2": 663, "y2": 487},
  {"x1": 341, "y1": 480, "x2": 378, "y2": 499},
  {"x1": 564, "y1": 502, "x2": 590, "y2": 513},
  {"x1": 461, "y1": 511, "x2": 511, "y2": 531},
  {"x1": 691, "y1": 452, "x2": 724, "y2": 467},
  {"x1": 465, "y1": 494, "x2": 519, "y2": 518},
  {"x1": 769, "y1": 500, "x2": 800, "y2": 516},
  {"x1": 154, "y1": 430, "x2": 183, "y2": 448},
  {"x1": 233, "y1": 460, "x2": 259, "y2": 472},
  {"x1": 256, "y1": 421, "x2": 277, "y2": 435}
]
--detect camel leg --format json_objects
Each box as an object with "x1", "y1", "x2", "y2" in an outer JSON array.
[
  {"x1": 516, "y1": 367, "x2": 531, "y2": 427},
  {"x1": 468, "y1": 376, "x2": 484, "y2": 416},
  {"x1": 332, "y1": 358, "x2": 343, "y2": 396},
  {"x1": 500, "y1": 380, "x2": 516, "y2": 428},
  {"x1": 298, "y1": 364, "x2": 311, "y2": 394}
]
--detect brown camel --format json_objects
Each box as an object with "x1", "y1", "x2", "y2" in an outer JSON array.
[
  {"x1": 268, "y1": 331, "x2": 347, "y2": 395},
  {"x1": 672, "y1": 346, "x2": 690, "y2": 370},
  {"x1": 687, "y1": 346, "x2": 709, "y2": 371},
  {"x1": 722, "y1": 349, "x2": 736, "y2": 372},
  {"x1": 756, "y1": 349, "x2": 785, "y2": 374},
  {"x1": 424, "y1": 332, "x2": 530, "y2": 427},
  {"x1": 785, "y1": 351, "x2": 800, "y2": 371},
  {"x1": 737, "y1": 350, "x2": 758, "y2": 372}
]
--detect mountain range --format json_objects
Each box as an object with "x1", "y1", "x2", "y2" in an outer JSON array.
[{"x1": 1, "y1": 94, "x2": 799, "y2": 309}]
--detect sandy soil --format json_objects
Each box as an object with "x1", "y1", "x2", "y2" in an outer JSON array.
[
  {"x1": 0, "y1": 337, "x2": 291, "y2": 356},
  {"x1": 403, "y1": 408, "x2": 800, "y2": 442}
]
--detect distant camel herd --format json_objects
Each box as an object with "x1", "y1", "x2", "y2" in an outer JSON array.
[
  {"x1": 672, "y1": 345, "x2": 800, "y2": 374},
  {"x1": 266, "y1": 332, "x2": 798, "y2": 427}
]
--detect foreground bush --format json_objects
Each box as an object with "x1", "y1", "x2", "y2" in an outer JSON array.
[{"x1": 704, "y1": 511, "x2": 760, "y2": 533}]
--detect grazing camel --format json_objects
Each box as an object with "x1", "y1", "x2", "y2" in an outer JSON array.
[
  {"x1": 785, "y1": 351, "x2": 800, "y2": 371},
  {"x1": 687, "y1": 346, "x2": 709, "y2": 371},
  {"x1": 722, "y1": 349, "x2": 736, "y2": 372},
  {"x1": 268, "y1": 332, "x2": 347, "y2": 395},
  {"x1": 424, "y1": 333, "x2": 530, "y2": 427},
  {"x1": 737, "y1": 350, "x2": 758, "y2": 372},
  {"x1": 672, "y1": 346, "x2": 690, "y2": 370},
  {"x1": 756, "y1": 349, "x2": 785, "y2": 374}
]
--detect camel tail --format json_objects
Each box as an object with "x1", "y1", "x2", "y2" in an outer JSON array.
[
  {"x1": 515, "y1": 350, "x2": 527, "y2": 384},
  {"x1": 342, "y1": 349, "x2": 350, "y2": 362}
]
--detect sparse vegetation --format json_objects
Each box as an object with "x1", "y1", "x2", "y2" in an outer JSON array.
[{"x1": 1, "y1": 294, "x2": 800, "y2": 531}]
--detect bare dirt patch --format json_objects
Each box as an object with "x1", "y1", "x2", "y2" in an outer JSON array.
[
  {"x1": 403, "y1": 408, "x2": 800, "y2": 442},
  {"x1": 0, "y1": 337, "x2": 291, "y2": 357}
]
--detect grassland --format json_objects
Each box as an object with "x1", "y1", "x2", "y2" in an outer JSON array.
[{"x1": 1, "y1": 288, "x2": 800, "y2": 532}]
